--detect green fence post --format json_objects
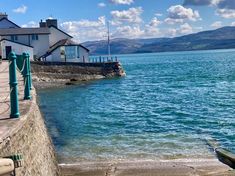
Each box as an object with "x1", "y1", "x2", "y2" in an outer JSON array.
[
  {"x1": 9, "y1": 52, "x2": 20, "y2": 118},
  {"x1": 23, "y1": 53, "x2": 31, "y2": 100},
  {"x1": 26, "y1": 53, "x2": 32, "y2": 90}
]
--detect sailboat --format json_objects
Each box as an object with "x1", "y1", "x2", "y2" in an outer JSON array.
[
  {"x1": 107, "y1": 21, "x2": 118, "y2": 62},
  {"x1": 107, "y1": 21, "x2": 111, "y2": 61}
]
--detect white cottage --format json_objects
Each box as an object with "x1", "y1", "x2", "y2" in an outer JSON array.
[
  {"x1": 0, "y1": 13, "x2": 89, "y2": 62},
  {"x1": 44, "y1": 39, "x2": 89, "y2": 62}
]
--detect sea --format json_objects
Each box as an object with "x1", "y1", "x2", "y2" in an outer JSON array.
[{"x1": 38, "y1": 49, "x2": 235, "y2": 163}]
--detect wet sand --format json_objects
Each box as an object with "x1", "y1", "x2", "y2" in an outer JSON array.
[{"x1": 60, "y1": 159, "x2": 234, "y2": 176}]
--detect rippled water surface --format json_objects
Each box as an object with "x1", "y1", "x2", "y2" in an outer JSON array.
[{"x1": 38, "y1": 49, "x2": 235, "y2": 163}]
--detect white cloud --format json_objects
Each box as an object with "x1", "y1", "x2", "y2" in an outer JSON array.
[
  {"x1": 112, "y1": 23, "x2": 162, "y2": 39},
  {"x1": 216, "y1": 0, "x2": 235, "y2": 10},
  {"x1": 142, "y1": 17, "x2": 162, "y2": 38},
  {"x1": 231, "y1": 22, "x2": 235, "y2": 26},
  {"x1": 113, "y1": 25, "x2": 144, "y2": 38},
  {"x1": 179, "y1": 23, "x2": 193, "y2": 34},
  {"x1": 194, "y1": 26, "x2": 203, "y2": 30},
  {"x1": 164, "y1": 18, "x2": 184, "y2": 24},
  {"x1": 60, "y1": 16, "x2": 107, "y2": 42},
  {"x1": 167, "y1": 28, "x2": 178, "y2": 37},
  {"x1": 61, "y1": 16, "x2": 106, "y2": 29},
  {"x1": 111, "y1": 7, "x2": 143, "y2": 24},
  {"x1": 216, "y1": 9, "x2": 235, "y2": 18},
  {"x1": 21, "y1": 21, "x2": 38, "y2": 28},
  {"x1": 183, "y1": 0, "x2": 235, "y2": 18},
  {"x1": 211, "y1": 21, "x2": 222, "y2": 28},
  {"x1": 111, "y1": 16, "x2": 163, "y2": 39},
  {"x1": 166, "y1": 23, "x2": 196, "y2": 37},
  {"x1": 149, "y1": 17, "x2": 161, "y2": 27},
  {"x1": 13, "y1": 5, "x2": 27, "y2": 14},
  {"x1": 165, "y1": 5, "x2": 201, "y2": 24},
  {"x1": 98, "y1": 2, "x2": 106, "y2": 7},
  {"x1": 109, "y1": 0, "x2": 134, "y2": 5},
  {"x1": 144, "y1": 27, "x2": 161, "y2": 37},
  {"x1": 155, "y1": 13, "x2": 163, "y2": 17}
]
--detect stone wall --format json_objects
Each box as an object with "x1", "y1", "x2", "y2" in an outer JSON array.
[
  {"x1": 0, "y1": 90, "x2": 60, "y2": 176},
  {"x1": 31, "y1": 61, "x2": 125, "y2": 81}
]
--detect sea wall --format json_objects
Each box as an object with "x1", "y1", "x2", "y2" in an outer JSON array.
[
  {"x1": 0, "y1": 89, "x2": 60, "y2": 176},
  {"x1": 30, "y1": 61, "x2": 125, "y2": 87}
]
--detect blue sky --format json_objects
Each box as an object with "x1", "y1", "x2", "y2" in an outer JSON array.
[{"x1": 1, "y1": 0, "x2": 235, "y2": 42}]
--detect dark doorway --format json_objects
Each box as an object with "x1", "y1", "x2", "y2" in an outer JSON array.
[{"x1": 5, "y1": 46, "x2": 12, "y2": 59}]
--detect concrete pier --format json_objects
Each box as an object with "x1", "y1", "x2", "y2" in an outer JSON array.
[
  {"x1": 60, "y1": 159, "x2": 234, "y2": 176},
  {"x1": 0, "y1": 61, "x2": 60, "y2": 176}
]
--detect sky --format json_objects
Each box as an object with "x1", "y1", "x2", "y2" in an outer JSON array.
[{"x1": 1, "y1": 0, "x2": 235, "y2": 42}]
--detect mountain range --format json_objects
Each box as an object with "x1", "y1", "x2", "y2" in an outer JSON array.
[{"x1": 82, "y1": 26, "x2": 235, "y2": 55}]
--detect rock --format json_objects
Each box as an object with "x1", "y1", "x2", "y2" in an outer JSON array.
[{"x1": 70, "y1": 78, "x2": 77, "y2": 82}]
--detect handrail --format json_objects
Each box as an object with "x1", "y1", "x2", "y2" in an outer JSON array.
[{"x1": 7, "y1": 52, "x2": 32, "y2": 118}]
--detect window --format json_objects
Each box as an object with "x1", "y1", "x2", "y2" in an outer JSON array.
[
  {"x1": 32, "y1": 34, "x2": 39, "y2": 40},
  {"x1": 10, "y1": 35, "x2": 18, "y2": 41},
  {"x1": 65, "y1": 46, "x2": 76, "y2": 59}
]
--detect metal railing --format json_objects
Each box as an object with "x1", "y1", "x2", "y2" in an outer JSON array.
[
  {"x1": 89, "y1": 56, "x2": 118, "y2": 63},
  {"x1": 7, "y1": 52, "x2": 32, "y2": 118}
]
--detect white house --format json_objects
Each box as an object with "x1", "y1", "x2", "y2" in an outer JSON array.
[
  {"x1": 45, "y1": 39, "x2": 89, "y2": 62},
  {"x1": 0, "y1": 13, "x2": 89, "y2": 62}
]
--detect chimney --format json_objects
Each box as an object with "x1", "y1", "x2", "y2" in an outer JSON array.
[
  {"x1": 39, "y1": 20, "x2": 47, "y2": 28},
  {"x1": 0, "y1": 12, "x2": 8, "y2": 20},
  {"x1": 46, "y1": 18, "x2": 58, "y2": 28}
]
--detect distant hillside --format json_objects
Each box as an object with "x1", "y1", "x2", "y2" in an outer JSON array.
[{"x1": 82, "y1": 26, "x2": 235, "y2": 55}]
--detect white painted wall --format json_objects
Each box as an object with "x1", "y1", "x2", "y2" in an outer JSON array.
[
  {"x1": 78, "y1": 47, "x2": 89, "y2": 62},
  {"x1": 49, "y1": 27, "x2": 72, "y2": 47},
  {"x1": 48, "y1": 45, "x2": 89, "y2": 63},
  {"x1": 3, "y1": 35, "x2": 30, "y2": 46},
  {"x1": 50, "y1": 47, "x2": 61, "y2": 62},
  {"x1": 30, "y1": 34, "x2": 50, "y2": 58},
  {"x1": 2, "y1": 35, "x2": 30, "y2": 45},
  {"x1": 2, "y1": 34, "x2": 50, "y2": 58},
  {"x1": 0, "y1": 19, "x2": 19, "y2": 29},
  {"x1": 0, "y1": 40, "x2": 33, "y2": 60}
]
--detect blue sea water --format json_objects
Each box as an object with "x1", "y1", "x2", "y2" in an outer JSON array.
[{"x1": 38, "y1": 49, "x2": 235, "y2": 163}]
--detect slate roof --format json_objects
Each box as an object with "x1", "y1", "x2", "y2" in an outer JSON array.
[
  {"x1": 49, "y1": 39, "x2": 89, "y2": 54},
  {"x1": 0, "y1": 17, "x2": 21, "y2": 28},
  {"x1": 50, "y1": 26, "x2": 73, "y2": 38},
  {"x1": 0, "y1": 38, "x2": 33, "y2": 48},
  {"x1": 0, "y1": 28, "x2": 50, "y2": 36}
]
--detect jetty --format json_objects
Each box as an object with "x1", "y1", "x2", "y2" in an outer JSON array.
[
  {"x1": 60, "y1": 159, "x2": 234, "y2": 176},
  {"x1": 30, "y1": 60, "x2": 125, "y2": 89}
]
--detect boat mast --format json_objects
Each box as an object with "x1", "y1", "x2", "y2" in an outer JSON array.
[{"x1": 107, "y1": 21, "x2": 111, "y2": 60}]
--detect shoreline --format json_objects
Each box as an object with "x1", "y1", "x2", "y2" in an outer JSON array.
[{"x1": 32, "y1": 75, "x2": 105, "y2": 89}]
